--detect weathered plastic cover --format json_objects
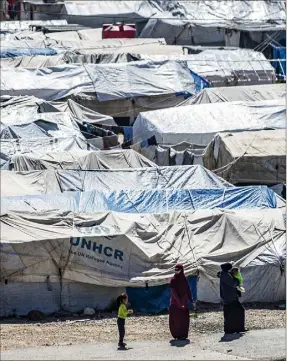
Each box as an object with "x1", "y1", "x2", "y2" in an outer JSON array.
[
  {"x1": 0, "y1": 20, "x2": 68, "y2": 32},
  {"x1": 6, "y1": 149, "x2": 156, "y2": 171},
  {"x1": 133, "y1": 99, "x2": 286, "y2": 146},
  {"x1": 1, "y1": 186, "x2": 279, "y2": 216},
  {"x1": 203, "y1": 130, "x2": 286, "y2": 185},
  {"x1": 0, "y1": 60, "x2": 197, "y2": 101},
  {"x1": 184, "y1": 84, "x2": 286, "y2": 105},
  {"x1": 1, "y1": 208, "x2": 285, "y2": 289},
  {"x1": 142, "y1": 48, "x2": 276, "y2": 86},
  {"x1": 0, "y1": 165, "x2": 232, "y2": 197},
  {"x1": 63, "y1": 1, "x2": 285, "y2": 31}
]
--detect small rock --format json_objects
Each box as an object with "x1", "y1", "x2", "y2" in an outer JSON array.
[
  {"x1": 227, "y1": 349, "x2": 232, "y2": 353},
  {"x1": 83, "y1": 307, "x2": 95, "y2": 316},
  {"x1": 27, "y1": 310, "x2": 45, "y2": 321}
]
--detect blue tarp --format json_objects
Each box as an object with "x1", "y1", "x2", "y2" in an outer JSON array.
[
  {"x1": 1, "y1": 186, "x2": 278, "y2": 215},
  {"x1": 0, "y1": 48, "x2": 57, "y2": 58},
  {"x1": 127, "y1": 276, "x2": 197, "y2": 313},
  {"x1": 271, "y1": 43, "x2": 286, "y2": 79}
]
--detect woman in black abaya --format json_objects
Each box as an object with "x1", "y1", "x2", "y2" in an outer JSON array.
[{"x1": 219, "y1": 263, "x2": 247, "y2": 334}]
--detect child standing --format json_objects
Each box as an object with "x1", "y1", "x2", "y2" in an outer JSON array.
[
  {"x1": 231, "y1": 267, "x2": 245, "y2": 295},
  {"x1": 117, "y1": 293, "x2": 133, "y2": 348}
]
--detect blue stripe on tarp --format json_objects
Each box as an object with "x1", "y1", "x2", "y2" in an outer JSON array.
[
  {"x1": 127, "y1": 276, "x2": 197, "y2": 313},
  {"x1": 190, "y1": 70, "x2": 211, "y2": 92},
  {"x1": 1, "y1": 186, "x2": 279, "y2": 215},
  {"x1": 0, "y1": 48, "x2": 57, "y2": 58},
  {"x1": 271, "y1": 44, "x2": 286, "y2": 79}
]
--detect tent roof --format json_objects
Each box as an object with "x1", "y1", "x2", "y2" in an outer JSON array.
[
  {"x1": 1, "y1": 208, "x2": 285, "y2": 286},
  {"x1": 1, "y1": 60, "x2": 196, "y2": 101},
  {"x1": 185, "y1": 84, "x2": 286, "y2": 105},
  {"x1": 63, "y1": 1, "x2": 285, "y2": 31},
  {"x1": 8, "y1": 149, "x2": 156, "y2": 171},
  {"x1": 0, "y1": 165, "x2": 233, "y2": 197},
  {"x1": 133, "y1": 99, "x2": 285, "y2": 146},
  {"x1": 0, "y1": 186, "x2": 280, "y2": 216}
]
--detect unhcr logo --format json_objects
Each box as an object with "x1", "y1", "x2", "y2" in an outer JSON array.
[{"x1": 70, "y1": 237, "x2": 124, "y2": 262}]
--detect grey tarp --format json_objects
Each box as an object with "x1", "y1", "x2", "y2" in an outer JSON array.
[
  {"x1": 7, "y1": 149, "x2": 156, "y2": 171},
  {"x1": 203, "y1": 130, "x2": 286, "y2": 186},
  {"x1": 67, "y1": 100, "x2": 116, "y2": 126},
  {"x1": 62, "y1": 1, "x2": 285, "y2": 31},
  {"x1": 133, "y1": 99, "x2": 286, "y2": 146},
  {"x1": 142, "y1": 48, "x2": 276, "y2": 87},
  {"x1": 0, "y1": 137, "x2": 95, "y2": 170},
  {"x1": 0, "y1": 96, "x2": 113, "y2": 126},
  {"x1": 1, "y1": 209, "x2": 285, "y2": 304},
  {"x1": 183, "y1": 84, "x2": 286, "y2": 105},
  {"x1": 0, "y1": 45, "x2": 184, "y2": 68},
  {"x1": 0, "y1": 20, "x2": 68, "y2": 32},
  {"x1": 0, "y1": 165, "x2": 232, "y2": 197},
  {"x1": 0, "y1": 60, "x2": 197, "y2": 101},
  {"x1": 72, "y1": 92, "x2": 187, "y2": 124},
  {"x1": 0, "y1": 38, "x2": 166, "y2": 52}
]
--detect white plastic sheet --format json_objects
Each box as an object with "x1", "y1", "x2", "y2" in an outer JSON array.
[{"x1": 133, "y1": 99, "x2": 286, "y2": 146}]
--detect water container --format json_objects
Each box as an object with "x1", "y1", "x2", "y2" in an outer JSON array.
[{"x1": 102, "y1": 23, "x2": 136, "y2": 39}]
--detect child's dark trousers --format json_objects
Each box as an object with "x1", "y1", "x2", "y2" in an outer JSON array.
[{"x1": 117, "y1": 318, "x2": 125, "y2": 345}]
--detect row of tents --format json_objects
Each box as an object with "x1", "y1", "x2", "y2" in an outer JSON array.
[{"x1": 0, "y1": 17, "x2": 286, "y2": 317}]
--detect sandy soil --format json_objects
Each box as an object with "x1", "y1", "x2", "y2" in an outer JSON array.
[{"x1": 1, "y1": 304, "x2": 285, "y2": 351}]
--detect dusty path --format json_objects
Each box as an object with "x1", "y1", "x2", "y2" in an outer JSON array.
[
  {"x1": 1, "y1": 305, "x2": 285, "y2": 351},
  {"x1": 1, "y1": 329, "x2": 285, "y2": 360}
]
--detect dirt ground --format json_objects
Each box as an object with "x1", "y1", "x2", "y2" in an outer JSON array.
[{"x1": 1, "y1": 304, "x2": 285, "y2": 351}]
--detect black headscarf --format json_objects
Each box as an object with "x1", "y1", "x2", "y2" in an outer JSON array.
[{"x1": 221, "y1": 263, "x2": 233, "y2": 272}]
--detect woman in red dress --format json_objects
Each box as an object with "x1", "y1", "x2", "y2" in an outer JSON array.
[{"x1": 169, "y1": 264, "x2": 194, "y2": 340}]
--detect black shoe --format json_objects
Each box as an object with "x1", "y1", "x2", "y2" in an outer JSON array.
[{"x1": 118, "y1": 343, "x2": 126, "y2": 347}]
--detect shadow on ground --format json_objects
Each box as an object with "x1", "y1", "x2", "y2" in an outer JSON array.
[
  {"x1": 169, "y1": 339, "x2": 190, "y2": 347},
  {"x1": 220, "y1": 333, "x2": 243, "y2": 342}
]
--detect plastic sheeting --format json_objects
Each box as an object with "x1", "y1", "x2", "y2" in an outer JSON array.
[
  {"x1": 127, "y1": 276, "x2": 197, "y2": 313},
  {"x1": 0, "y1": 48, "x2": 57, "y2": 59},
  {"x1": 0, "y1": 165, "x2": 232, "y2": 197},
  {"x1": 203, "y1": 130, "x2": 286, "y2": 186},
  {"x1": 5, "y1": 149, "x2": 156, "y2": 171},
  {"x1": 0, "y1": 186, "x2": 279, "y2": 216},
  {"x1": 133, "y1": 99, "x2": 286, "y2": 146},
  {"x1": 86, "y1": 60, "x2": 196, "y2": 102},
  {"x1": 0, "y1": 20, "x2": 68, "y2": 32},
  {"x1": 0, "y1": 138, "x2": 95, "y2": 169},
  {"x1": 184, "y1": 84, "x2": 286, "y2": 105},
  {"x1": 0, "y1": 112, "x2": 83, "y2": 139},
  {"x1": 272, "y1": 44, "x2": 286, "y2": 79},
  {"x1": 1, "y1": 209, "x2": 285, "y2": 303},
  {"x1": 63, "y1": 1, "x2": 285, "y2": 31},
  {"x1": 1, "y1": 60, "x2": 197, "y2": 101},
  {"x1": 142, "y1": 48, "x2": 276, "y2": 87}
]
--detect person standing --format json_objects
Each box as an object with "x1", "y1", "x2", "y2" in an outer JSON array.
[
  {"x1": 219, "y1": 263, "x2": 247, "y2": 334},
  {"x1": 169, "y1": 264, "x2": 195, "y2": 340},
  {"x1": 117, "y1": 293, "x2": 133, "y2": 349}
]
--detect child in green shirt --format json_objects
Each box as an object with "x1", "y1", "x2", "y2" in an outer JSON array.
[
  {"x1": 117, "y1": 293, "x2": 133, "y2": 348},
  {"x1": 231, "y1": 267, "x2": 245, "y2": 294}
]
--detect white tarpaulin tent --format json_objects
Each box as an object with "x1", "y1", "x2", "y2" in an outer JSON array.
[
  {"x1": 62, "y1": 1, "x2": 285, "y2": 31},
  {"x1": 6, "y1": 149, "x2": 156, "y2": 171},
  {"x1": 203, "y1": 130, "x2": 286, "y2": 186},
  {"x1": 0, "y1": 165, "x2": 232, "y2": 197},
  {"x1": 133, "y1": 99, "x2": 286, "y2": 146},
  {"x1": 1, "y1": 209, "x2": 285, "y2": 308},
  {"x1": 142, "y1": 48, "x2": 276, "y2": 87},
  {"x1": 0, "y1": 20, "x2": 68, "y2": 32},
  {"x1": 184, "y1": 84, "x2": 286, "y2": 105},
  {"x1": 0, "y1": 137, "x2": 95, "y2": 170},
  {"x1": 0, "y1": 60, "x2": 197, "y2": 101}
]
